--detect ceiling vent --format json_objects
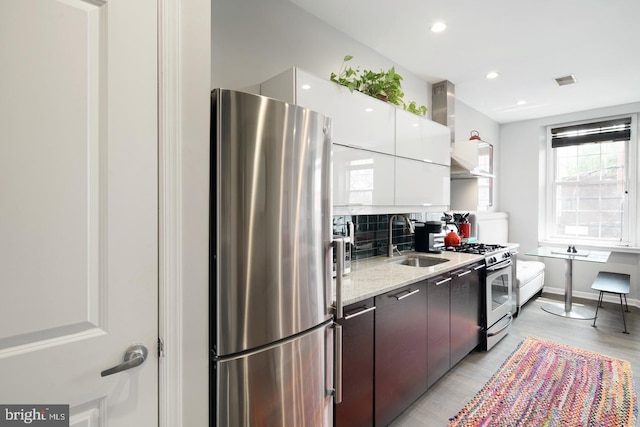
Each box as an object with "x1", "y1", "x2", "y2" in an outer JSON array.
[{"x1": 554, "y1": 74, "x2": 577, "y2": 86}]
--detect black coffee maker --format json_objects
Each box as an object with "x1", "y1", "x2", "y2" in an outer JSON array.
[{"x1": 414, "y1": 221, "x2": 444, "y2": 253}]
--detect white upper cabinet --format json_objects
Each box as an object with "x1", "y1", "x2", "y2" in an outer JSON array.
[
  {"x1": 332, "y1": 144, "x2": 395, "y2": 207},
  {"x1": 261, "y1": 68, "x2": 395, "y2": 155},
  {"x1": 261, "y1": 68, "x2": 452, "y2": 211},
  {"x1": 395, "y1": 158, "x2": 450, "y2": 207},
  {"x1": 395, "y1": 109, "x2": 451, "y2": 166}
]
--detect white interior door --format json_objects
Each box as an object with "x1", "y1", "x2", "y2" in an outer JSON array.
[{"x1": 0, "y1": 0, "x2": 158, "y2": 425}]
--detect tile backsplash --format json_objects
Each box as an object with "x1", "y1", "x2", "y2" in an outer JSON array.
[{"x1": 333, "y1": 213, "x2": 440, "y2": 260}]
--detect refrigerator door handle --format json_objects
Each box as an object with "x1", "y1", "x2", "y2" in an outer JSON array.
[
  {"x1": 333, "y1": 322, "x2": 343, "y2": 404},
  {"x1": 333, "y1": 238, "x2": 345, "y2": 319}
]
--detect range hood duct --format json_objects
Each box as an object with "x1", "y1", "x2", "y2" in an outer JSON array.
[
  {"x1": 432, "y1": 80, "x2": 492, "y2": 179},
  {"x1": 432, "y1": 80, "x2": 455, "y2": 143}
]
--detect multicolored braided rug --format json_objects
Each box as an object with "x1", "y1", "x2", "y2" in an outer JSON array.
[{"x1": 448, "y1": 336, "x2": 638, "y2": 426}]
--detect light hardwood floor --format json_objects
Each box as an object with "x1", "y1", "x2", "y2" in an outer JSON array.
[{"x1": 390, "y1": 293, "x2": 640, "y2": 426}]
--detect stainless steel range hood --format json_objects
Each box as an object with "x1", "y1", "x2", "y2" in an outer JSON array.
[
  {"x1": 450, "y1": 151, "x2": 494, "y2": 179},
  {"x1": 432, "y1": 80, "x2": 494, "y2": 179}
]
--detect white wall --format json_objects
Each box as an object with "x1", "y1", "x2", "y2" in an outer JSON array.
[
  {"x1": 212, "y1": 0, "x2": 430, "y2": 112},
  {"x1": 180, "y1": 0, "x2": 210, "y2": 424},
  {"x1": 501, "y1": 102, "x2": 640, "y2": 300}
]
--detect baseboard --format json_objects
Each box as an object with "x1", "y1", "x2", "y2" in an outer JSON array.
[{"x1": 542, "y1": 286, "x2": 639, "y2": 309}]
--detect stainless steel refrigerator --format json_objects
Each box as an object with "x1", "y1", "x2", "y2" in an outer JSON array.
[{"x1": 210, "y1": 89, "x2": 335, "y2": 426}]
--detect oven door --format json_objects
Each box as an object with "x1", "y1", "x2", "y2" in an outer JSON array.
[{"x1": 485, "y1": 260, "x2": 513, "y2": 327}]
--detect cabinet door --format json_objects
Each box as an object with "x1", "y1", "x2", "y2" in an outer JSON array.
[
  {"x1": 396, "y1": 109, "x2": 450, "y2": 166},
  {"x1": 375, "y1": 282, "x2": 428, "y2": 427},
  {"x1": 333, "y1": 144, "x2": 394, "y2": 206},
  {"x1": 427, "y1": 274, "x2": 451, "y2": 388},
  {"x1": 395, "y1": 157, "x2": 450, "y2": 207},
  {"x1": 296, "y1": 70, "x2": 395, "y2": 154},
  {"x1": 273, "y1": 69, "x2": 395, "y2": 155},
  {"x1": 450, "y1": 263, "x2": 482, "y2": 366},
  {"x1": 335, "y1": 300, "x2": 375, "y2": 427},
  {"x1": 466, "y1": 263, "x2": 482, "y2": 352}
]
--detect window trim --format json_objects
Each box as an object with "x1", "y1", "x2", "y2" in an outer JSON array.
[
  {"x1": 477, "y1": 142, "x2": 494, "y2": 209},
  {"x1": 544, "y1": 113, "x2": 638, "y2": 248}
]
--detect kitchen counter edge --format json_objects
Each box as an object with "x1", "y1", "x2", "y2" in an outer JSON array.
[{"x1": 333, "y1": 251, "x2": 485, "y2": 306}]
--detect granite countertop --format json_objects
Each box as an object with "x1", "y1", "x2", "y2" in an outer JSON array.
[{"x1": 334, "y1": 250, "x2": 485, "y2": 306}]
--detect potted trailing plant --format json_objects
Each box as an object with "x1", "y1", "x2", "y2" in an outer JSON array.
[
  {"x1": 404, "y1": 101, "x2": 428, "y2": 116},
  {"x1": 330, "y1": 55, "x2": 428, "y2": 116}
]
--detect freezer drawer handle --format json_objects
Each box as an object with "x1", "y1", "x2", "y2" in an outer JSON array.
[
  {"x1": 100, "y1": 344, "x2": 148, "y2": 377},
  {"x1": 391, "y1": 288, "x2": 420, "y2": 300},
  {"x1": 344, "y1": 305, "x2": 376, "y2": 320}
]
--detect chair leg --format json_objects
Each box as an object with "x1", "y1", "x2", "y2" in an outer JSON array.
[
  {"x1": 620, "y1": 294, "x2": 629, "y2": 334},
  {"x1": 592, "y1": 291, "x2": 603, "y2": 327}
]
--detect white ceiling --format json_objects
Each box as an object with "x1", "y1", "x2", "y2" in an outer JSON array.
[{"x1": 290, "y1": 0, "x2": 640, "y2": 124}]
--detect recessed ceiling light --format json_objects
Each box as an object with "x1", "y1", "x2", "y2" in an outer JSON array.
[
  {"x1": 486, "y1": 71, "x2": 500, "y2": 79},
  {"x1": 301, "y1": 84, "x2": 311, "y2": 90},
  {"x1": 430, "y1": 22, "x2": 447, "y2": 33},
  {"x1": 554, "y1": 74, "x2": 577, "y2": 86},
  {"x1": 516, "y1": 100, "x2": 527, "y2": 105},
  {"x1": 365, "y1": 108, "x2": 374, "y2": 112}
]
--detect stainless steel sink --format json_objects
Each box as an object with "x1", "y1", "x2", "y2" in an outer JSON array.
[{"x1": 388, "y1": 256, "x2": 449, "y2": 268}]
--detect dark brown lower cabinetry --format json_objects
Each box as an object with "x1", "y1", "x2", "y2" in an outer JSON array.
[
  {"x1": 426, "y1": 273, "x2": 451, "y2": 388},
  {"x1": 374, "y1": 282, "x2": 428, "y2": 427},
  {"x1": 450, "y1": 262, "x2": 483, "y2": 366},
  {"x1": 335, "y1": 299, "x2": 375, "y2": 427},
  {"x1": 335, "y1": 264, "x2": 482, "y2": 426}
]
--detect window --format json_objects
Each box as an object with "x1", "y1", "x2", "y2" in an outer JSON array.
[{"x1": 547, "y1": 116, "x2": 634, "y2": 245}]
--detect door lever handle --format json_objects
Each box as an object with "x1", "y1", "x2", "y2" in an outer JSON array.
[{"x1": 101, "y1": 344, "x2": 148, "y2": 377}]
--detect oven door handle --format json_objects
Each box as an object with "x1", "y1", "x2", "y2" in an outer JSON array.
[{"x1": 486, "y1": 259, "x2": 512, "y2": 272}]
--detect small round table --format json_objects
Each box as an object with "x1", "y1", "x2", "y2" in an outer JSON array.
[{"x1": 525, "y1": 247, "x2": 611, "y2": 319}]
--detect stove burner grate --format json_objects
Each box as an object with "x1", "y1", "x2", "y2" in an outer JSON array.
[{"x1": 443, "y1": 243, "x2": 506, "y2": 255}]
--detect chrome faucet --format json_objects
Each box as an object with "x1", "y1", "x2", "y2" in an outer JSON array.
[{"x1": 388, "y1": 214, "x2": 415, "y2": 257}]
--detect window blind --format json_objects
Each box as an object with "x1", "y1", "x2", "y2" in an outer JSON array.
[{"x1": 551, "y1": 117, "x2": 631, "y2": 148}]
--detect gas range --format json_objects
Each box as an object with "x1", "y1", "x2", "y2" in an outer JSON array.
[
  {"x1": 444, "y1": 242, "x2": 514, "y2": 351},
  {"x1": 443, "y1": 243, "x2": 506, "y2": 255},
  {"x1": 443, "y1": 243, "x2": 513, "y2": 268}
]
